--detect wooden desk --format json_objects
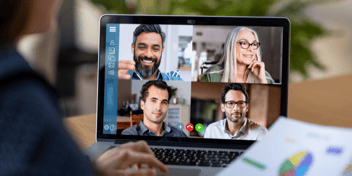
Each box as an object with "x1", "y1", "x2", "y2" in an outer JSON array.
[
  {"x1": 288, "y1": 73, "x2": 352, "y2": 126},
  {"x1": 63, "y1": 73, "x2": 352, "y2": 151},
  {"x1": 62, "y1": 115, "x2": 129, "y2": 151}
]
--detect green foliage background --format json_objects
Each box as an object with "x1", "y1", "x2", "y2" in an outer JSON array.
[{"x1": 90, "y1": 0, "x2": 332, "y2": 79}]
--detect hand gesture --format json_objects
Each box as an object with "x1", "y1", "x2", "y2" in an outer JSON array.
[
  {"x1": 248, "y1": 60, "x2": 267, "y2": 84},
  {"x1": 94, "y1": 141, "x2": 168, "y2": 176},
  {"x1": 118, "y1": 60, "x2": 136, "y2": 79}
]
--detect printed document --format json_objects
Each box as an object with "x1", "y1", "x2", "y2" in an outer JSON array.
[{"x1": 217, "y1": 117, "x2": 352, "y2": 176}]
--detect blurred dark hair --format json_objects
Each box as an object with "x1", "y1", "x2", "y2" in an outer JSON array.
[
  {"x1": 221, "y1": 83, "x2": 249, "y2": 103},
  {"x1": 0, "y1": 1, "x2": 30, "y2": 44},
  {"x1": 140, "y1": 81, "x2": 172, "y2": 102},
  {"x1": 133, "y1": 24, "x2": 166, "y2": 47}
]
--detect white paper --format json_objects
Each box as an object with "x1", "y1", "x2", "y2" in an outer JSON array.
[{"x1": 217, "y1": 116, "x2": 352, "y2": 176}]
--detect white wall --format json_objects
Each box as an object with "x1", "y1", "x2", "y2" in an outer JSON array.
[
  {"x1": 178, "y1": 25, "x2": 193, "y2": 36},
  {"x1": 118, "y1": 24, "x2": 139, "y2": 62},
  {"x1": 163, "y1": 25, "x2": 177, "y2": 72},
  {"x1": 75, "y1": 0, "x2": 102, "y2": 53}
]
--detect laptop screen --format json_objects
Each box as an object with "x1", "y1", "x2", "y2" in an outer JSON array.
[{"x1": 98, "y1": 15, "x2": 290, "y2": 146}]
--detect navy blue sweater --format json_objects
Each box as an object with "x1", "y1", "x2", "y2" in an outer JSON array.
[{"x1": 0, "y1": 47, "x2": 95, "y2": 175}]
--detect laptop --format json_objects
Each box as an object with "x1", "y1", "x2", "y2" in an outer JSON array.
[{"x1": 85, "y1": 15, "x2": 290, "y2": 176}]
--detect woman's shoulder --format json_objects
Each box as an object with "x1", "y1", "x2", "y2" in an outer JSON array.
[
  {"x1": 200, "y1": 65, "x2": 223, "y2": 82},
  {"x1": 264, "y1": 71, "x2": 275, "y2": 84},
  {"x1": 0, "y1": 50, "x2": 60, "y2": 118},
  {"x1": 0, "y1": 49, "x2": 32, "y2": 78},
  {"x1": 208, "y1": 65, "x2": 223, "y2": 72}
]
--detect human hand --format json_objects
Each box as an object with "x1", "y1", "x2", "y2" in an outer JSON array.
[
  {"x1": 94, "y1": 141, "x2": 168, "y2": 176},
  {"x1": 248, "y1": 60, "x2": 268, "y2": 84},
  {"x1": 118, "y1": 60, "x2": 136, "y2": 79}
]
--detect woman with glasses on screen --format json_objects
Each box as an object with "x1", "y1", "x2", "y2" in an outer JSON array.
[{"x1": 200, "y1": 27, "x2": 274, "y2": 84}]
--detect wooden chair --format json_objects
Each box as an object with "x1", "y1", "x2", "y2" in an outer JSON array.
[
  {"x1": 116, "y1": 121, "x2": 130, "y2": 130},
  {"x1": 130, "y1": 110, "x2": 143, "y2": 127}
]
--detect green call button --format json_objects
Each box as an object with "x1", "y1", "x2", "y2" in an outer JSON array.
[{"x1": 195, "y1": 123, "x2": 204, "y2": 132}]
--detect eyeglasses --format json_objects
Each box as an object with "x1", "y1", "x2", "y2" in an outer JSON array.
[
  {"x1": 237, "y1": 41, "x2": 260, "y2": 50},
  {"x1": 224, "y1": 101, "x2": 247, "y2": 108}
]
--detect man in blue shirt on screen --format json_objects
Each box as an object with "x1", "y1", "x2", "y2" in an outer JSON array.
[{"x1": 118, "y1": 24, "x2": 183, "y2": 81}]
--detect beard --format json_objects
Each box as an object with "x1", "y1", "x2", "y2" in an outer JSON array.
[
  {"x1": 226, "y1": 111, "x2": 245, "y2": 123},
  {"x1": 147, "y1": 110, "x2": 165, "y2": 124},
  {"x1": 134, "y1": 52, "x2": 161, "y2": 79}
]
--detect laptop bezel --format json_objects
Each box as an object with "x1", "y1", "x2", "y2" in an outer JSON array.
[{"x1": 96, "y1": 14, "x2": 290, "y2": 148}]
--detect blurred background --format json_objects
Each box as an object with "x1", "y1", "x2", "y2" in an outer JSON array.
[{"x1": 16, "y1": 0, "x2": 352, "y2": 117}]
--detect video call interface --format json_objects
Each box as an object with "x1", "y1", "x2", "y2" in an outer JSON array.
[{"x1": 103, "y1": 23, "x2": 284, "y2": 142}]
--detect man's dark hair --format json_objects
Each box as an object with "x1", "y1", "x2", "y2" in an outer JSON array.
[
  {"x1": 133, "y1": 24, "x2": 166, "y2": 47},
  {"x1": 141, "y1": 81, "x2": 172, "y2": 102},
  {"x1": 0, "y1": 1, "x2": 30, "y2": 44},
  {"x1": 221, "y1": 83, "x2": 249, "y2": 103}
]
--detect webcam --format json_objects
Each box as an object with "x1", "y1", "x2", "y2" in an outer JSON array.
[{"x1": 187, "y1": 19, "x2": 195, "y2": 24}]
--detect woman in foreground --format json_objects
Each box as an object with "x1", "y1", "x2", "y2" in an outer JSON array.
[{"x1": 0, "y1": 1, "x2": 166, "y2": 175}]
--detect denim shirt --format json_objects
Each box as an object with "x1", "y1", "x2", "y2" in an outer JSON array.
[
  {"x1": 127, "y1": 69, "x2": 183, "y2": 81},
  {"x1": 122, "y1": 121, "x2": 188, "y2": 138}
]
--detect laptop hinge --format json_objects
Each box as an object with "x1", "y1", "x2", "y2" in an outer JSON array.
[
  {"x1": 96, "y1": 138, "x2": 115, "y2": 142},
  {"x1": 114, "y1": 139, "x2": 139, "y2": 144},
  {"x1": 113, "y1": 139, "x2": 252, "y2": 150}
]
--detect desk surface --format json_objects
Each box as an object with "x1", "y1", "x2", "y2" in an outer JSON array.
[{"x1": 63, "y1": 73, "x2": 352, "y2": 151}]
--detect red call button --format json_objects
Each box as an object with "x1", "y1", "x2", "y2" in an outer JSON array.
[{"x1": 186, "y1": 123, "x2": 194, "y2": 131}]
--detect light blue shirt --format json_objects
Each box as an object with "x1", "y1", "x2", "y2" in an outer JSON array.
[
  {"x1": 204, "y1": 118, "x2": 268, "y2": 140},
  {"x1": 127, "y1": 69, "x2": 183, "y2": 81}
]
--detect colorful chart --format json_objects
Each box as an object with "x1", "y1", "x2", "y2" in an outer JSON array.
[
  {"x1": 342, "y1": 163, "x2": 352, "y2": 176},
  {"x1": 279, "y1": 151, "x2": 313, "y2": 176}
]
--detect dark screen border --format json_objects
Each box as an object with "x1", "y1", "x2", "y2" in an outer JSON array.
[{"x1": 97, "y1": 15, "x2": 290, "y2": 148}]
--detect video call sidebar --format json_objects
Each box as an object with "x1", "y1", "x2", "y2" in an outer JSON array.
[{"x1": 103, "y1": 24, "x2": 120, "y2": 134}]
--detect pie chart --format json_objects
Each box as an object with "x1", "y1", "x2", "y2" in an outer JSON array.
[
  {"x1": 342, "y1": 164, "x2": 352, "y2": 176},
  {"x1": 279, "y1": 151, "x2": 313, "y2": 176}
]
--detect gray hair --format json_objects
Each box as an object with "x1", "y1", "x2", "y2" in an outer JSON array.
[
  {"x1": 132, "y1": 24, "x2": 166, "y2": 47},
  {"x1": 208, "y1": 27, "x2": 262, "y2": 83}
]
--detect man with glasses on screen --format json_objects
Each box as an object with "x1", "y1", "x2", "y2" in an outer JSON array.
[
  {"x1": 118, "y1": 24, "x2": 183, "y2": 81},
  {"x1": 204, "y1": 83, "x2": 267, "y2": 140}
]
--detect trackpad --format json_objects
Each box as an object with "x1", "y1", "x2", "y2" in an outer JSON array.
[{"x1": 156, "y1": 168, "x2": 201, "y2": 176}]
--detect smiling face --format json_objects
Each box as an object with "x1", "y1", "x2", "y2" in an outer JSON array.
[
  {"x1": 132, "y1": 32, "x2": 164, "y2": 79},
  {"x1": 221, "y1": 90, "x2": 249, "y2": 123},
  {"x1": 235, "y1": 29, "x2": 258, "y2": 65},
  {"x1": 141, "y1": 85, "x2": 169, "y2": 124}
]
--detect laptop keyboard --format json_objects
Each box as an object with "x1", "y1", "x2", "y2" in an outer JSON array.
[
  {"x1": 151, "y1": 148, "x2": 243, "y2": 167},
  {"x1": 107, "y1": 146, "x2": 243, "y2": 167}
]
